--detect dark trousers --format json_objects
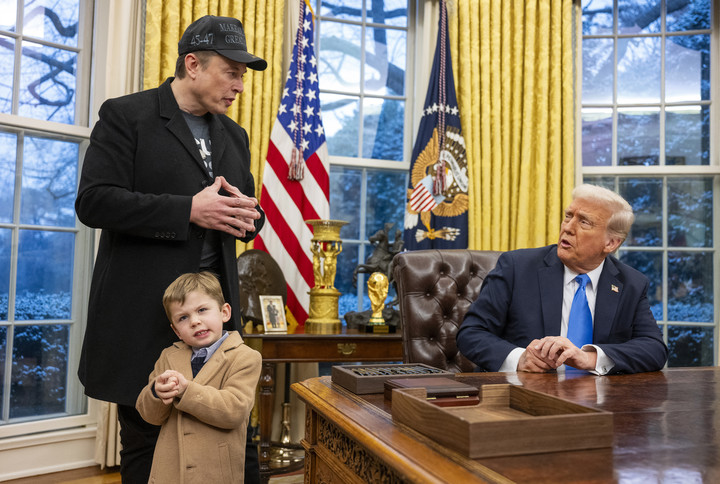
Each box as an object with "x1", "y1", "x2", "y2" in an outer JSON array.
[{"x1": 117, "y1": 404, "x2": 260, "y2": 484}]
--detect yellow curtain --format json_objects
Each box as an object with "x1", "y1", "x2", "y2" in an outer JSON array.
[
  {"x1": 144, "y1": 0, "x2": 286, "y2": 252},
  {"x1": 449, "y1": 0, "x2": 575, "y2": 251}
]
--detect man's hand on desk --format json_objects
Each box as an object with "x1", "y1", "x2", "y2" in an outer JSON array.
[
  {"x1": 520, "y1": 336, "x2": 598, "y2": 371},
  {"x1": 518, "y1": 341, "x2": 557, "y2": 372}
]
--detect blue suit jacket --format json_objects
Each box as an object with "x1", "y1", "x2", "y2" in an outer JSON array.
[{"x1": 456, "y1": 245, "x2": 668, "y2": 373}]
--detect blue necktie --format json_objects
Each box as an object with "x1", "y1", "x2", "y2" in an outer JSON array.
[
  {"x1": 191, "y1": 348, "x2": 207, "y2": 377},
  {"x1": 567, "y1": 274, "x2": 593, "y2": 347}
]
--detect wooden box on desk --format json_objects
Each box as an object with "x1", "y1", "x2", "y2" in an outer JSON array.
[
  {"x1": 331, "y1": 363, "x2": 453, "y2": 394},
  {"x1": 392, "y1": 383, "x2": 613, "y2": 458}
]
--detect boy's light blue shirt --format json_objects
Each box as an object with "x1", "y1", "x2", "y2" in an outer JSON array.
[{"x1": 191, "y1": 330, "x2": 228, "y2": 362}]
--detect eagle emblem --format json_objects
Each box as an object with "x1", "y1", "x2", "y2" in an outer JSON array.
[{"x1": 405, "y1": 126, "x2": 468, "y2": 242}]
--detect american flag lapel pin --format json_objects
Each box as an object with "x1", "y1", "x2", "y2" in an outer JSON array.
[{"x1": 611, "y1": 284, "x2": 619, "y2": 293}]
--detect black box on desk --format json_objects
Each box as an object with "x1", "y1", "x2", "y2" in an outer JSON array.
[{"x1": 384, "y1": 377, "x2": 480, "y2": 407}]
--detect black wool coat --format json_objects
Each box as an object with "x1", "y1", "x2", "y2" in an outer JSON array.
[{"x1": 75, "y1": 78, "x2": 265, "y2": 405}]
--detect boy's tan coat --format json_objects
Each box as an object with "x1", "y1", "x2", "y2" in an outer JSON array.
[{"x1": 136, "y1": 331, "x2": 261, "y2": 483}]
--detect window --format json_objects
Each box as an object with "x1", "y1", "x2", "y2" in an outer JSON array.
[
  {"x1": 0, "y1": 0, "x2": 93, "y2": 433},
  {"x1": 314, "y1": 0, "x2": 412, "y2": 315},
  {"x1": 581, "y1": 0, "x2": 716, "y2": 365}
]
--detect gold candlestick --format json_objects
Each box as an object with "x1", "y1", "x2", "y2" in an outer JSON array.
[{"x1": 305, "y1": 219, "x2": 348, "y2": 334}]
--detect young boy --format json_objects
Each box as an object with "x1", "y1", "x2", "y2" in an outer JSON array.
[{"x1": 136, "y1": 272, "x2": 262, "y2": 483}]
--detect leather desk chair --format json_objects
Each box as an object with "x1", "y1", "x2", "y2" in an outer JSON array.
[{"x1": 392, "y1": 249, "x2": 502, "y2": 373}]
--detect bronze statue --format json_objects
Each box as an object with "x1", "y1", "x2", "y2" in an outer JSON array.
[
  {"x1": 236, "y1": 249, "x2": 287, "y2": 327},
  {"x1": 345, "y1": 223, "x2": 403, "y2": 332},
  {"x1": 352, "y1": 223, "x2": 404, "y2": 286}
]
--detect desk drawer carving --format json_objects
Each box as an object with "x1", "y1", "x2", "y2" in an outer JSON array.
[
  {"x1": 337, "y1": 343, "x2": 356, "y2": 356},
  {"x1": 312, "y1": 411, "x2": 406, "y2": 484}
]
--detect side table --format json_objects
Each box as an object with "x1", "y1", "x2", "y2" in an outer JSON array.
[{"x1": 243, "y1": 326, "x2": 403, "y2": 483}]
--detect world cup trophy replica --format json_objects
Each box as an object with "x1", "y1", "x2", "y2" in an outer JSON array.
[
  {"x1": 305, "y1": 219, "x2": 348, "y2": 334},
  {"x1": 367, "y1": 272, "x2": 390, "y2": 333}
]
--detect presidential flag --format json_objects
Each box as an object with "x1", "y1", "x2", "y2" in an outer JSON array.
[
  {"x1": 255, "y1": 0, "x2": 329, "y2": 326},
  {"x1": 403, "y1": 0, "x2": 468, "y2": 250}
]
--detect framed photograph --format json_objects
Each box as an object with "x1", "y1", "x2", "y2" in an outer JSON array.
[{"x1": 259, "y1": 295, "x2": 287, "y2": 333}]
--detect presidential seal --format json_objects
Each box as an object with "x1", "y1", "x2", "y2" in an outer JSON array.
[{"x1": 405, "y1": 125, "x2": 468, "y2": 243}]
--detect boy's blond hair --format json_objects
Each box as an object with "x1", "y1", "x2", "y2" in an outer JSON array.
[{"x1": 163, "y1": 272, "x2": 226, "y2": 324}]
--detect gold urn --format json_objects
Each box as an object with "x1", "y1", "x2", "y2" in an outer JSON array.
[{"x1": 305, "y1": 219, "x2": 348, "y2": 334}]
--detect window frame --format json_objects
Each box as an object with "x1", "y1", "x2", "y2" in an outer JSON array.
[
  {"x1": 577, "y1": 0, "x2": 720, "y2": 366},
  {"x1": 315, "y1": 0, "x2": 420, "y2": 310},
  {"x1": 0, "y1": 0, "x2": 96, "y2": 438}
]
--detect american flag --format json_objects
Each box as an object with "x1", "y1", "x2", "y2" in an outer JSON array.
[{"x1": 255, "y1": 0, "x2": 329, "y2": 326}]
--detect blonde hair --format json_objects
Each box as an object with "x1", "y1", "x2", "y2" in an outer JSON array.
[
  {"x1": 163, "y1": 272, "x2": 225, "y2": 323},
  {"x1": 572, "y1": 184, "x2": 635, "y2": 241}
]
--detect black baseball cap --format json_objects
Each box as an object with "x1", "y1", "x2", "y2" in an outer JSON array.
[{"x1": 178, "y1": 15, "x2": 267, "y2": 71}]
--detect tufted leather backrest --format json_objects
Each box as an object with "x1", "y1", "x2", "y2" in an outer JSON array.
[{"x1": 392, "y1": 249, "x2": 502, "y2": 373}]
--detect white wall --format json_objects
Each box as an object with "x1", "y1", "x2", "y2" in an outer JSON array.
[{"x1": 0, "y1": 427, "x2": 97, "y2": 481}]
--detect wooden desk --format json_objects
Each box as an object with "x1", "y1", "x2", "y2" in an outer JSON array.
[
  {"x1": 292, "y1": 368, "x2": 720, "y2": 483},
  {"x1": 243, "y1": 327, "x2": 402, "y2": 482}
]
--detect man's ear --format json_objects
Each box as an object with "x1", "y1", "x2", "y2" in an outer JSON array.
[
  {"x1": 604, "y1": 235, "x2": 623, "y2": 255},
  {"x1": 185, "y1": 53, "x2": 201, "y2": 78},
  {"x1": 221, "y1": 303, "x2": 232, "y2": 323},
  {"x1": 170, "y1": 323, "x2": 181, "y2": 339}
]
